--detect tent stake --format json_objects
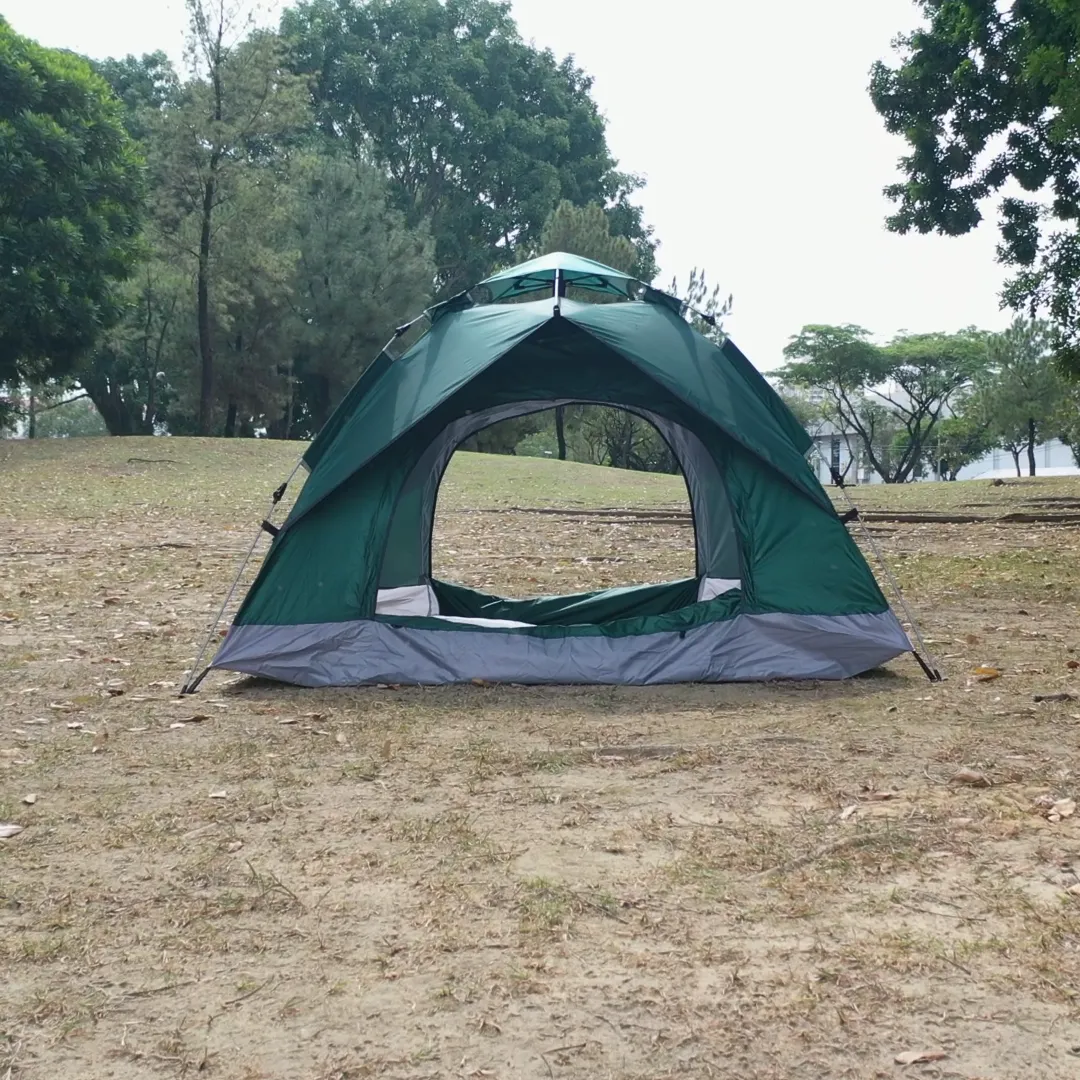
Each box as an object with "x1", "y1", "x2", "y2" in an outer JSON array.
[
  {"x1": 814, "y1": 454, "x2": 943, "y2": 682},
  {"x1": 180, "y1": 458, "x2": 305, "y2": 694}
]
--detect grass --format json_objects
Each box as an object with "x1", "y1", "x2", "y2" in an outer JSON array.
[{"x1": 2, "y1": 437, "x2": 1080, "y2": 1079}]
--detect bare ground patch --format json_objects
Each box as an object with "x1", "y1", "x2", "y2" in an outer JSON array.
[{"x1": 2, "y1": 440, "x2": 1080, "y2": 1079}]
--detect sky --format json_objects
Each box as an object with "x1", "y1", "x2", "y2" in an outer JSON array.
[{"x1": 3, "y1": 0, "x2": 1013, "y2": 370}]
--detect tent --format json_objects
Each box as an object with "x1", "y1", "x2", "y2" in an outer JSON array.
[{"x1": 203, "y1": 253, "x2": 913, "y2": 688}]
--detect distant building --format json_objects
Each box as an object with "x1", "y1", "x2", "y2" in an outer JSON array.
[{"x1": 806, "y1": 426, "x2": 1079, "y2": 485}]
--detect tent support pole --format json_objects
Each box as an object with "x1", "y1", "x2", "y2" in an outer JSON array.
[
  {"x1": 820, "y1": 460, "x2": 943, "y2": 682},
  {"x1": 180, "y1": 458, "x2": 305, "y2": 694}
]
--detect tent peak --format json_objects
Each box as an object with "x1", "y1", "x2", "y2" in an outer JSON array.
[{"x1": 476, "y1": 251, "x2": 640, "y2": 302}]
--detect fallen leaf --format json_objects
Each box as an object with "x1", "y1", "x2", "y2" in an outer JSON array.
[
  {"x1": 226, "y1": 839, "x2": 244, "y2": 853},
  {"x1": 1068, "y1": 660, "x2": 1080, "y2": 670},
  {"x1": 1068, "y1": 883, "x2": 1080, "y2": 896},
  {"x1": 839, "y1": 804, "x2": 857, "y2": 821},
  {"x1": 471, "y1": 678, "x2": 488, "y2": 687},
  {"x1": 22, "y1": 793, "x2": 37, "y2": 805},
  {"x1": 169, "y1": 722, "x2": 187, "y2": 730},
  {"x1": 209, "y1": 790, "x2": 227, "y2": 799},
  {"x1": 894, "y1": 1049, "x2": 947, "y2": 1065},
  {"x1": 0, "y1": 824, "x2": 24, "y2": 839},
  {"x1": 278, "y1": 718, "x2": 299, "y2": 725},
  {"x1": 951, "y1": 767, "x2": 991, "y2": 788},
  {"x1": 973, "y1": 665, "x2": 1001, "y2": 682},
  {"x1": 1053, "y1": 798, "x2": 1076, "y2": 819},
  {"x1": 335, "y1": 732, "x2": 347, "y2": 745},
  {"x1": 66, "y1": 721, "x2": 84, "y2": 730}
]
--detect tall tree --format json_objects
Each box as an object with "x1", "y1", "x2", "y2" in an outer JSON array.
[
  {"x1": 154, "y1": 2, "x2": 310, "y2": 434},
  {"x1": 975, "y1": 318, "x2": 1065, "y2": 476},
  {"x1": 91, "y1": 51, "x2": 180, "y2": 141},
  {"x1": 275, "y1": 151, "x2": 435, "y2": 438},
  {"x1": 281, "y1": 0, "x2": 655, "y2": 294},
  {"x1": 779, "y1": 324, "x2": 988, "y2": 483},
  {"x1": 870, "y1": 2, "x2": 1080, "y2": 370},
  {"x1": 0, "y1": 17, "x2": 144, "y2": 414}
]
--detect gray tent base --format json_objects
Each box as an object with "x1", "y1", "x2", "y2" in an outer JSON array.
[{"x1": 211, "y1": 609, "x2": 912, "y2": 688}]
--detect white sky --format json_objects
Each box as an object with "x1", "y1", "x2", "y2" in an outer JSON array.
[{"x1": 3, "y1": 0, "x2": 1012, "y2": 370}]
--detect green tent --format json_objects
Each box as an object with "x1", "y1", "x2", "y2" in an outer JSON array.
[{"x1": 208, "y1": 253, "x2": 912, "y2": 687}]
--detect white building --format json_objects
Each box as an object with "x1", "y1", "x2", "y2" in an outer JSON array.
[{"x1": 807, "y1": 426, "x2": 1078, "y2": 486}]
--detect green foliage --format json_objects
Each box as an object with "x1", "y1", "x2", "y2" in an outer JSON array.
[
  {"x1": 538, "y1": 201, "x2": 637, "y2": 281},
  {"x1": 32, "y1": 396, "x2": 109, "y2": 438},
  {"x1": 10, "y1": 0, "x2": 656, "y2": 440},
  {"x1": 282, "y1": 0, "x2": 655, "y2": 294},
  {"x1": 1055, "y1": 384, "x2": 1080, "y2": 466},
  {"x1": 929, "y1": 412, "x2": 995, "y2": 481},
  {"x1": 668, "y1": 268, "x2": 732, "y2": 348},
  {"x1": 0, "y1": 17, "x2": 144, "y2": 389},
  {"x1": 91, "y1": 51, "x2": 180, "y2": 141},
  {"x1": 153, "y1": 2, "x2": 312, "y2": 434},
  {"x1": 779, "y1": 324, "x2": 989, "y2": 482},
  {"x1": 968, "y1": 318, "x2": 1066, "y2": 476},
  {"x1": 870, "y1": 2, "x2": 1080, "y2": 369},
  {"x1": 579, "y1": 407, "x2": 678, "y2": 473},
  {"x1": 274, "y1": 152, "x2": 435, "y2": 438}
]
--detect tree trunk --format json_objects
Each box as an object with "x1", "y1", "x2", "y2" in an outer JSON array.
[
  {"x1": 224, "y1": 402, "x2": 237, "y2": 438},
  {"x1": 27, "y1": 391, "x2": 36, "y2": 438},
  {"x1": 555, "y1": 405, "x2": 567, "y2": 460},
  {"x1": 197, "y1": 176, "x2": 216, "y2": 436},
  {"x1": 1027, "y1": 418, "x2": 1037, "y2": 477},
  {"x1": 1011, "y1": 449, "x2": 1021, "y2": 477},
  {"x1": 283, "y1": 359, "x2": 295, "y2": 440}
]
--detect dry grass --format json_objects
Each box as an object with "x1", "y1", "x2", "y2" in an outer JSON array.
[{"x1": 2, "y1": 437, "x2": 1080, "y2": 1079}]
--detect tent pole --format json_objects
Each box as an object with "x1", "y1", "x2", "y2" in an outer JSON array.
[
  {"x1": 811, "y1": 450, "x2": 943, "y2": 682},
  {"x1": 180, "y1": 457, "x2": 305, "y2": 694}
]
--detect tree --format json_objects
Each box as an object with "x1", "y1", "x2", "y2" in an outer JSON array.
[
  {"x1": 91, "y1": 51, "x2": 180, "y2": 141},
  {"x1": 668, "y1": 268, "x2": 733, "y2": 348},
  {"x1": 779, "y1": 324, "x2": 988, "y2": 483},
  {"x1": 976, "y1": 318, "x2": 1065, "y2": 476},
  {"x1": 0, "y1": 18, "x2": 144, "y2": 396},
  {"x1": 929, "y1": 412, "x2": 994, "y2": 481},
  {"x1": 281, "y1": 0, "x2": 655, "y2": 294},
  {"x1": 32, "y1": 396, "x2": 109, "y2": 438},
  {"x1": 76, "y1": 252, "x2": 185, "y2": 434},
  {"x1": 153, "y1": 2, "x2": 310, "y2": 434},
  {"x1": 1055, "y1": 383, "x2": 1080, "y2": 466},
  {"x1": 275, "y1": 151, "x2": 435, "y2": 438},
  {"x1": 870, "y1": 2, "x2": 1080, "y2": 370}
]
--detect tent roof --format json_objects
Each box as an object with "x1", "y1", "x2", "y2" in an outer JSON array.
[
  {"x1": 290, "y1": 297, "x2": 821, "y2": 533},
  {"x1": 478, "y1": 251, "x2": 638, "y2": 301}
]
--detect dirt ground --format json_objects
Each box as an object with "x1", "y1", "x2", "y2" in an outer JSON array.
[{"x1": 2, "y1": 438, "x2": 1080, "y2": 1080}]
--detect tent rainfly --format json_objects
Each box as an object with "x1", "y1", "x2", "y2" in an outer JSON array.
[{"x1": 197, "y1": 252, "x2": 917, "y2": 688}]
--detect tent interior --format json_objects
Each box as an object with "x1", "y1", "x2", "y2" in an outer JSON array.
[{"x1": 367, "y1": 317, "x2": 747, "y2": 634}]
